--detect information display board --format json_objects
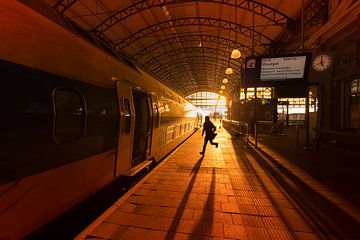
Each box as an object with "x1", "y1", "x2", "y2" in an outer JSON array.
[
  {"x1": 244, "y1": 53, "x2": 311, "y2": 87},
  {"x1": 260, "y1": 56, "x2": 307, "y2": 81}
]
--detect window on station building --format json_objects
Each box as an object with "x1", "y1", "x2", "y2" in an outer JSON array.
[
  {"x1": 238, "y1": 87, "x2": 318, "y2": 126},
  {"x1": 186, "y1": 92, "x2": 227, "y2": 116},
  {"x1": 344, "y1": 78, "x2": 360, "y2": 131},
  {"x1": 277, "y1": 91, "x2": 318, "y2": 125},
  {"x1": 239, "y1": 87, "x2": 272, "y2": 102}
]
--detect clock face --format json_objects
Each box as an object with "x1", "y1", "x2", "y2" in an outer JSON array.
[{"x1": 312, "y1": 54, "x2": 332, "y2": 72}]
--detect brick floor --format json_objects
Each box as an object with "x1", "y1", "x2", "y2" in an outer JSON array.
[{"x1": 77, "y1": 125, "x2": 360, "y2": 240}]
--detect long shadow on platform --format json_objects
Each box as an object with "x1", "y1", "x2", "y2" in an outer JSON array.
[
  {"x1": 165, "y1": 156, "x2": 204, "y2": 240},
  {"x1": 240, "y1": 141, "x2": 360, "y2": 238},
  {"x1": 191, "y1": 168, "x2": 216, "y2": 237},
  {"x1": 230, "y1": 139, "x2": 296, "y2": 239},
  {"x1": 256, "y1": 134, "x2": 360, "y2": 209}
]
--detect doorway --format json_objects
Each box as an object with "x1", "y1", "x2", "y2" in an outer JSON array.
[{"x1": 131, "y1": 90, "x2": 151, "y2": 167}]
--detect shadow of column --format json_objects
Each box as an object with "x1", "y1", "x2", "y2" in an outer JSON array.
[
  {"x1": 165, "y1": 156, "x2": 204, "y2": 240},
  {"x1": 191, "y1": 168, "x2": 216, "y2": 237},
  {"x1": 244, "y1": 144, "x2": 360, "y2": 238},
  {"x1": 229, "y1": 139, "x2": 296, "y2": 239}
]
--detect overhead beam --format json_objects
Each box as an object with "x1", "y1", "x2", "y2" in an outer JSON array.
[
  {"x1": 152, "y1": 56, "x2": 241, "y2": 77},
  {"x1": 91, "y1": 0, "x2": 289, "y2": 35},
  {"x1": 143, "y1": 46, "x2": 242, "y2": 67},
  {"x1": 273, "y1": 0, "x2": 328, "y2": 54},
  {"x1": 157, "y1": 62, "x2": 240, "y2": 83},
  {"x1": 53, "y1": 0, "x2": 79, "y2": 14},
  {"x1": 166, "y1": 79, "x2": 232, "y2": 91},
  {"x1": 156, "y1": 59, "x2": 241, "y2": 78},
  {"x1": 132, "y1": 34, "x2": 260, "y2": 61},
  {"x1": 115, "y1": 17, "x2": 273, "y2": 49},
  {"x1": 161, "y1": 70, "x2": 239, "y2": 87}
]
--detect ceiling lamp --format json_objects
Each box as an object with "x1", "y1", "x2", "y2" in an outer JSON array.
[
  {"x1": 225, "y1": 68, "x2": 233, "y2": 75},
  {"x1": 231, "y1": 49, "x2": 241, "y2": 59},
  {"x1": 219, "y1": 90, "x2": 223, "y2": 94},
  {"x1": 231, "y1": 7, "x2": 241, "y2": 60},
  {"x1": 221, "y1": 85, "x2": 226, "y2": 90},
  {"x1": 222, "y1": 78, "x2": 228, "y2": 84}
]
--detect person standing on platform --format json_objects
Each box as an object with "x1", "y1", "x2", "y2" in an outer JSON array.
[{"x1": 200, "y1": 116, "x2": 218, "y2": 155}]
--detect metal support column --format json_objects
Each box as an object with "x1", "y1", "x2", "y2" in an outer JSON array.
[{"x1": 252, "y1": 0, "x2": 258, "y2": 148}]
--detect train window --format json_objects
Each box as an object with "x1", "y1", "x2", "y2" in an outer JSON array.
[
  {"x1": 166, "y1": 126, "x2": 175, "y2": 143},
  {"x1": 53, "y1": 88, "x2": 86, "y2": 143},
  {"x1": 123, "y1": 98, "x2": 131, "y2": 134}
]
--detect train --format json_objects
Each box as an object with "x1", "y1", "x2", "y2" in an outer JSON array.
[{"x1": 0, "y1": 1, "x2": 200, "y2": 239}]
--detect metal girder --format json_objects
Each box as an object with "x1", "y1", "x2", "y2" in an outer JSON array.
[
  {"x1": 166, "y1": 79, "x2": 232, "y2": 94},
  {"x1": 92, "y1": 0, "x2": 289, "y2": 35},
  {"x1": 273, "y1": 0, "x2": 327, "y2": 54},
  {"x1": 132, "y1": 34, "x2": 260, "y2": 61},
  {"x1": 160, "y1": 71, "x2": 239, "y2": 87},
  {"x1": 53, "y1": 0, "x2": 79, "y2": 13},
  {"x1": 152, "y1": 55, "x2": 241, "y2": 77},
  {"x1": 116, "y1": 17, "x2": 273, "y2": 49},
  {"x1": 154, "y1": 58, "x2": 240, "y2": 79},
  {"x1": 158, "y1": 65, "x2": 241, "y2": 81},
  {"x1": 157, "y1": 62, "x2": 240, "y2": 83},
  {"x1": 163, "y1": 71, "x2": 226, "y2": 84},
  {"x1": 161, "y1": 70, "x2": 239, "y2": 87},
  {"x1": 161, "y1": 69, "x2": 224, "y2": 80},
  {"x1": 176, "y1": 81, "x2": 234, "y2": 95},
  {"x1": 183, "y1": 85, "x2": 234, "y2": 97},
  {"x1": 304, "y1": 0, "x2": 328, "y2": 30},
  {"x1": 143, "y1": 46, "x2": 242, "y2": 67},
  {"x1": 185, "y1": 87, "x2": 229, "y2": 97},
  {"x1": 168, "y1": 76, "x2": 232, "y2": 88}
]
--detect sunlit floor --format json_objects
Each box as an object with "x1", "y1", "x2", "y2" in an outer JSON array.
[{"x1": 76, "y1": 125, "x2": 360, "y2": 240}]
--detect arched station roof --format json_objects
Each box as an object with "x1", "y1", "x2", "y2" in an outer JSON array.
[{"x1": 47, "y1": 0, "x2": 313, "y2": 97}]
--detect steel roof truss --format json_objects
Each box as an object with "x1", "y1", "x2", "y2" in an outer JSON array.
[{"x1": 91, "y1": 0, "x2": 289, "y2": 35}]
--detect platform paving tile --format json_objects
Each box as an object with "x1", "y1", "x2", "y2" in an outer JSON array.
[
  {"x1": 116, "y1": 202, "x2": 137, "y2": 212},
  {"x1": 90, "y1": 223, "x2": 127, "y2": 239},
  {"x1": 267, "y1": 229, "x2": 295, "y2": 240},
  {"x1": 110, "y1": 226, "x2": 148, "y2": 240},
  {"x1": 78, "y1": 127, "x2": 360, "y2": 240},
  {"x1": 244, "y1": 227, "x2": 270, "y2": 240},
  {"x1": 262, "y1": 216, "x2": 288, "y2": 230},
  {"x1": 223, "y1": 223, "x2": 247, "y2": 239},
  {"x1": 240, "y1": 215, "x2": 264, "y2": 228}
]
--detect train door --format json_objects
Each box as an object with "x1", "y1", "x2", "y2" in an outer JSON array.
[
  {"x1": 115, "y1": 81, "x2": 134, "y2": 176},
  {"x1": 150, "y1": 94, "x2": 160, "y2": 160},
  {"x1": 131, "y1": 89, "x2": 152, "y2": 167}
]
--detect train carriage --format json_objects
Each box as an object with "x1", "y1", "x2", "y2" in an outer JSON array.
[{"x1": 0, "y1": 1, "x2": 199, "y2": 239}]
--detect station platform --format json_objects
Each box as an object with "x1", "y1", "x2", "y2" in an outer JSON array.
[{"x1": 75, "y1": 125, "x2": 360, "y2": 240}]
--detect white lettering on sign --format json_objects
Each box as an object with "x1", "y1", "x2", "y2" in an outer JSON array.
[{"x1": 260, "y1": 56, "x2": 306, "y2": 81}]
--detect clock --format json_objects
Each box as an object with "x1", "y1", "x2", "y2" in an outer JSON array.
[{"x1": 312, "y1": 54, "x2": 332, "y2": 72}]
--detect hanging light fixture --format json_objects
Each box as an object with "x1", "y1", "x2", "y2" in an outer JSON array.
[
  {"x1": 231, "y1": 7, "x2": 241, "y2": 59},
  {"x1": 219, "y1": 90, "x2": 223, "y2": 94},
  {"x1": 221, "y1": 85, "x2": 226, "y2": 90},
  {"x1": 222, "y1": 78, "x2": 228, "y2": 84},
  {"x1": 225, "y1": 68, "x2": 233, "y2": 75},
  {"x1": 231, "y1": 49, "x2": 241, "y2": 59},
  {"x1": 225, "y1": 7, "x2": 234, "y2": 75}
]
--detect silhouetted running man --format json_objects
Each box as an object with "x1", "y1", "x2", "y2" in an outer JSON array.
[{"x1": 200, "y1": 116, "x2": 218, "y2": 155}]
